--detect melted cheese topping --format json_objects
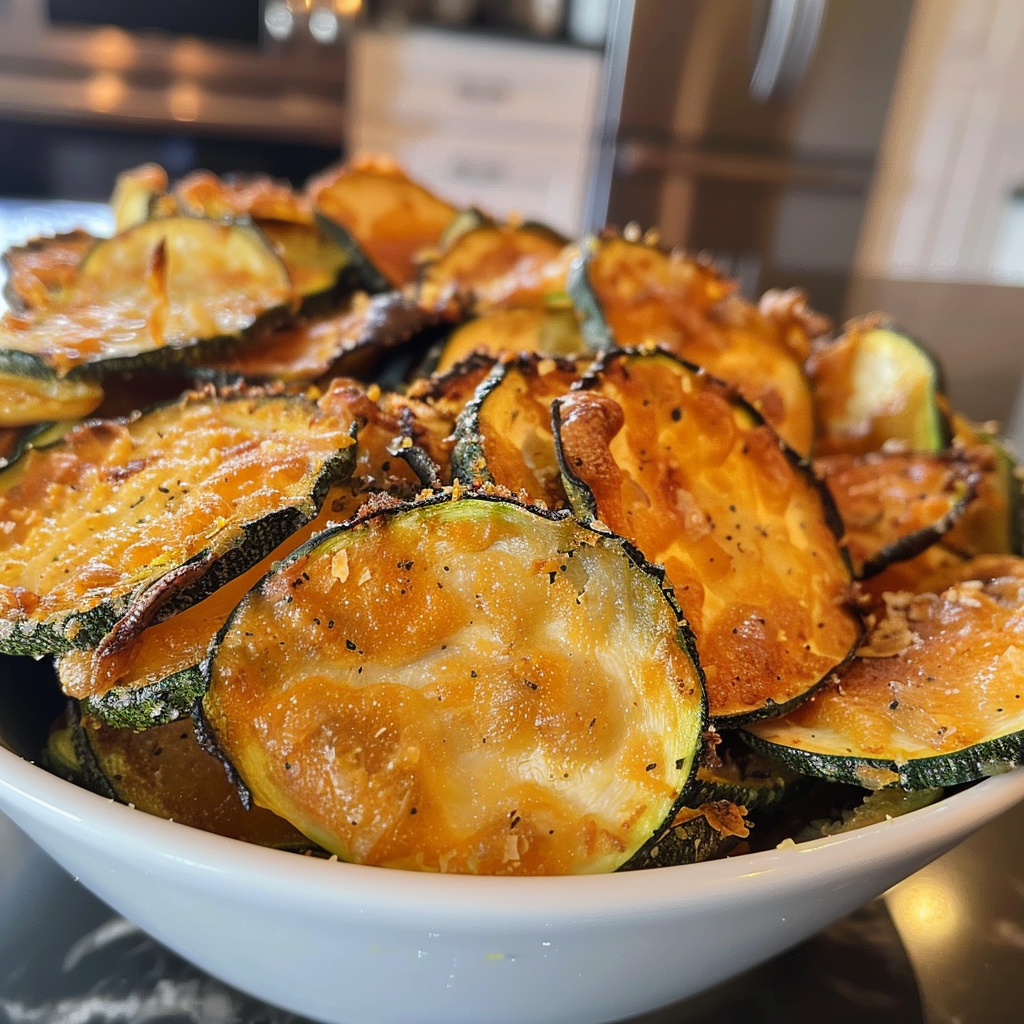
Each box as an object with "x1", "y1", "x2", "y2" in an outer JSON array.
[{"x1": 205, "y1": 498, "x2": 704, "y2": 875}]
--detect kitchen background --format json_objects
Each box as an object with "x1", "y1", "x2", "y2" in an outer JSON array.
[{"x1": 0, "y1": 0, "x2": 1021, "y2": 426}]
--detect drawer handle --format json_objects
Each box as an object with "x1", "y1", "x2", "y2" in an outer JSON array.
[
  {"x1": 454, "y1": 76, "x2": 513, "y2": 104},
  {"x1": 449, "y1": 159, "x2": 507, "y2": 185}
]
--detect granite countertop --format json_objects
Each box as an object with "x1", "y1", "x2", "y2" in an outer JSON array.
[{"x1": 2, "y1": 800, "x2": 1024, "y2": 1024}]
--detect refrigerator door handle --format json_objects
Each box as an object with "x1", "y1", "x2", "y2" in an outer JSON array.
[{"x1": 749, "y1": 0, "x2": 827, "y2": 103}]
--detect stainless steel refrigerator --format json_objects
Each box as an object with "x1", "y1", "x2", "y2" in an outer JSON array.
[{"x1": 586, "y1": 0, "x2": 915, "y2": 318}]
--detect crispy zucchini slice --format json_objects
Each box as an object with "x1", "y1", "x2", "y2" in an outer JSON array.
[
  {"x1": 451, "y1": 353, "x2": 582, "y2": 507},
  {"x1": 48, "y1": 712, "x2": 312, "y2": 849},
  {"x1": 0, "y1": 389, "x2": 356, "y2": 657},
  {"x1": 553, "y1": 348, "x2": 860, "y2": 723},
  {"x1": 567, "y1": 234, "x2": 733, "y2": 352},
  {"x1": 62, "y1": 383, "x2": 425, "y2": 729},
  {"x1": 310, "y1": 158, "x2": 458, "y2": 289},
  {"x1": 567, "y1": 236, "x2": 813, "y2": 453},
  {"x1": 420, "y1": 222, "x2": 568, "y2": 310},
  {"x1": 816, "y1": 450, "x2": 981, "y2": 578},
  {"x1": 624, "y1": 799, "x2": 750, "y2": 869},
  {"x1": 744, "y1": 561, "x2": 1024, "y2": 788},
  {"x1": 0, "y1": 349, "x2": 104, "y2": 427},
  {"x1": 2, "y1": 230, "x2": 96, "y2": 313},
  {"x1": 110, "y1": 163, "x2": 169, "y2": 232},
  {"x1": 258, "y1": 219, "x2": 355, "y2": 306},
  {"x1": 203, "y1": 492, "x2": 706, "y2": 875},
  {"x1": 433, "y1": 306, "x2": 587, "y2": 374},
  {"x1": 200, "y1": 291, "x2": 460, "y2": 385},
  {"x1": 808, "y1": 316, "x2": 952, "y2": 456},
  {"x1": 691, "y1": 733, "x2": 803, "y2": 811},
  {"x1": 173, "y1": 169, "x2": 312, "y2": 225},
  {"x1": 0, "y1": 218, "x2": 294, "y2": 380}
]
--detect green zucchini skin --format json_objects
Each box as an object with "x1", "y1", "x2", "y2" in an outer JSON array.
[
  {"x1": 449, "y1": 353, "x2": 584, "y2": 504},
  {"x1": 621, "y1": 800, "x2": 750, "y2": 870},
  {"x1": 565, "y1": 238, "x2": 613, "y2": 351},
  {"x1": 808, "y1": 316, "x2": 953, "y2": 456},
  {"x1": 0, "y1": 393, "x2": 358, "y2": 657},
  {"x1": 312, "y1": 213, "x2": 393, "y2": 296},
  {"x1": 200, "y1": 489, "x2": 708, "y2": 874},
  {"x1": 742, "y1": 729, "x2": 1022, "y2": 791},
  {"x1": 79, "y1": 665, "x2": 205, "y2": 731}
]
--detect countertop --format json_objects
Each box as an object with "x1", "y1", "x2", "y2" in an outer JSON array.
[{"x1": 2, "y1": 799, "x2": 1024, "y2": 1024}]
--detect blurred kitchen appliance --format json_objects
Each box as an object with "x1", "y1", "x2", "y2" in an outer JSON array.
[
  {"x1": 589, "y1": 0, "x2": 915, "y2": 316},
  {"x1": 0, "y1": 0, "x2": 351, "y2": 197}
]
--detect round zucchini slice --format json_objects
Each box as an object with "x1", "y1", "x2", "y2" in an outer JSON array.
[
  {"x1": 0, "y1": 349, "x2": 104, "y2": 427},
  {"x1": 553, "y1": 348, "x2": 861, "y2": 724},
  {"x1": 433, "y1": 306, "x2": 587, "y2": 374},
  {"x1": 451, "y1": 353, "x2": 584, "y2": 508},
  {"x1": 47, "y1": 711, "x2": 312, "y2": 850},
  {"x1": 815, "y1": 449, "x2": 981, "y2": 578},
  {"x1": 744, "y1": 560, "x2": 1024, "y2": 789},
  {"x1": 310, "y1": 159, "x2": 457, "y2": 289},
  {"x1": 807, "y1": 315, "x2": 952, "y2": 456},
  {"x1": 567, "y1": 235, "x2": 814, "y2": 453},
  {"x1": 0, "y1": 389, "x2": 356, "y2": 657},
  {"x1": 203, "y1": 492, "x2": 706, "y2": 875},
  {"x1": 623, "y1": 799, "x2": 750, "y2": 870},
  {"x1": 420, "y1": 222, "x2": 569, "y2": 312},
  {"x1": 0, "y1": 217, "x2": 294, "y2": 380}
]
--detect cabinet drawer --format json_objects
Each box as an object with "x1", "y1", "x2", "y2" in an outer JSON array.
[{"x1": 351, "y1": 28, "x2": 602, "y2": 137}]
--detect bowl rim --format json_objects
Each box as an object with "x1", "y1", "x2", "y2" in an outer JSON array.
[{"x1": 3, "y1": 741, "x2": 1024, "y2": 925}]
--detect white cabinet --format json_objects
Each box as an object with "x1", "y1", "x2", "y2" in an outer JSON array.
[{"x1": 348, "y1": 28, "x2": 602, "y2": 236}]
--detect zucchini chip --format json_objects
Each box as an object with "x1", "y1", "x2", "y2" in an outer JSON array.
[
  {"x1": 200, "y1": 291, "x2": 461, "y2": 385},
  {"x1": 690, "y1": 733, "x2": 803, "y2": 812},
  {"x1": 624, "y1": 799, "x2": 750, "y2": 869},
  {"x1": 0, "y1": 217, "x2": 294, "y2": 381},
  {"x1": 420, "y1": 222, "x2": 568, "y2": 311},
  {"x1": 110, "y1": 163, "x2": 170, "y2": 232},
  {"x1": 310, "y1": 158, "x2": 458, "y2": 289},
  {"x1": 2, "y1": 229, "x2": 96, "y2": 313},
  {"x1": 203, "y1": 493, "x2": 706, "y2": 875},
  {"x1": 63, "y1": 383, "x2": 425, "y2": 730},
  {"x1": 433, "y1": 306, "x2": 587, "y2": 374},
  {"x1": 816, "y1": 450, "x2": 981, "y2": 578},
  {"x1": 553, "y1": 349, "x2": 860, "y2": 723},
  {"x1": 807, "y1": 315, "x2": 952, "y2": 456},
  {"x1": 744, "y1": 560, "x2": 1024, "y2": 789},
  {"x1": 0, "y1": 350, "x2": 104, "y2": 427},
  {"x1": 451, "y1": 353, "x2": 583, "y2": 507},
  {"x1": 48, "y1": 712, "x2": 311, "y2": 849},
  {"x1": 0, "y1": 389, "x2": 356, "y2": 657},
  {"x1": 567, "y1": 236, "x2": 814, "y2": 453}
]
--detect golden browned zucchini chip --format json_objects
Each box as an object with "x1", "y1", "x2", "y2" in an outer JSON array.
[
  {"x1": 554, "y1": 349, "x2": 860, "y2": 723},
  {"x1": 310, "y1": 157, "x2": 457, "y2": 288},
  {"x1": 744, "y1": 560, "x2": 1024, "y2": 789},
  {"x1": 0, "y1": 389, "x2": 355, "y2": 657},
  {"x1": 48, "y1": 713, "x2": 310, "y2": 849},
  {"x1": 816, "y1": 450, "x2": 981, "y2": 577},
  {"x1": 2, "y1": 230, "x2": 96, "y2": 313},
  {"x1": 203, "y1": 493, "x2": 706, "y2": 875},
  {"x1": 451, "y1": 353, "x2": 583, "y2": 507}
]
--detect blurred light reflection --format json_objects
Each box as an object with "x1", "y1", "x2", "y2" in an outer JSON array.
[
  {"x1": 168, "y1": 81, "x2": 202, "y2": 122},
  {"x1": 887, "y1": 873, "x2": 966, "y2": 949},
  {"x1": 86, "y1": 72, "x2": 126, "y2": 113}
]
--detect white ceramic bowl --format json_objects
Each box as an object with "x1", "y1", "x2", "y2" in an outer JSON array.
[{"x1": 1, "y1": 742, "x2": 1023, "y2": 1024}]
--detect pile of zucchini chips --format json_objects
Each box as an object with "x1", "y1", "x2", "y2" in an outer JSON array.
[{"x1": 2, "y1": 156, "x2": 1023, "y2": 875}]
